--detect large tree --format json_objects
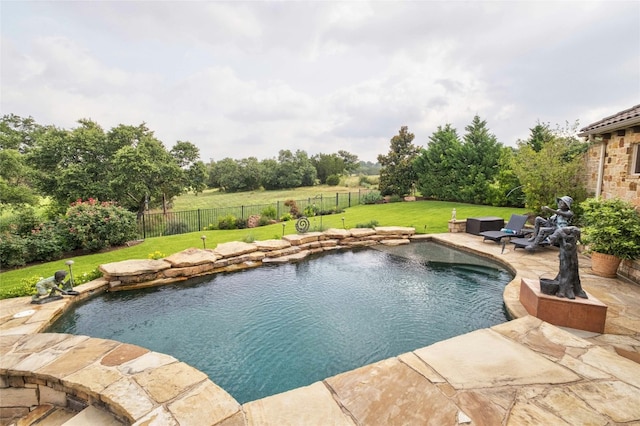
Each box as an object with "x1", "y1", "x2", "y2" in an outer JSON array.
[
  {"x1": 312, "y1": 153, "x2": 346, "y2": 184},
  {"x1": 377, "y1": 126, "x2": 420, "y2": 196},
  {"x1": 414, "y1": 124, "x2": 462, "y2": 201},
  {"x1": 457, "y1": 115, "x2": 503, "y2": 205},
  {"x1": 110, "y1": 138, "x2": 185, "y2": 216}
]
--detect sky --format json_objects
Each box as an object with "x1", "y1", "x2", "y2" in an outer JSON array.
[{"x1": 1, "y1": 1, "x2": 639, "y2": 164}]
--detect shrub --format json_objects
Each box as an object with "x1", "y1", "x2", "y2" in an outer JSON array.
[
  {"x1": 326, "y1": 174, "x2": 341, "y2": 186},
  {"x1": 0, "y1": 231, "x2": 28, "y2": 268},
  {"x1": 0, "y1": 275, "x2": 40, "y2": 299},
  {"x1": 361, "y1": 190, "x2": 382, "y2": 205},
  {"x1": 260, "y1": 206, "x2": 277, "y2": 220},
  {"x1": 580, "y1": 197, "x2": 640, "y2": 260},
  {"x1": 355, "y1": 220, "x2": 379, "y2": 229},
  {"x1": 303, "y1": 204, "x2": 320, "y2": 217},
  {"x1": 218, "y1": 214, "x2": 238, "y2": 230},
  {"x1": 235, "y1": 217, "x2": 248, "y2": 229},
  {"x1": 12, "y1": 207, "x2": 42, "y2": 236},
  {"x1": 389, "y1": 194, "x2": 403, "y2": 203},
  {"x1": 258, "y1": 216, "x2": 272, "y2": 226},
  {"x1": 23, "y1": 222, "x2": 66, "y2": 263},
  {"x1": 60, "y1": 199, "x2": 138, "y2": 252},
  {"x1": 74, "y1": 268, "x2": 103, "y2": 285},
  {"x1": 284, "y1": 199, "x2": 300, "y2": 217},
  {"x1": 280, "y1": 212, "x2": 293, "y2": 221}
]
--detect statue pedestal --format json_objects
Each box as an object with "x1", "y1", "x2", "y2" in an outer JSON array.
[{"x1": 519, "y1": 278, "x2": 607, "y2": 333}]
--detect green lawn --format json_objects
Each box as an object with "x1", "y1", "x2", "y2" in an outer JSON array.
[{"x1": 0, "y1": 200, "x2": 526, "y2": 298}]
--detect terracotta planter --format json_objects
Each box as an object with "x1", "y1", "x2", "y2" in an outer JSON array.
[{"x1": 590, "y1": 251, "x2": 622, "y2": 278}]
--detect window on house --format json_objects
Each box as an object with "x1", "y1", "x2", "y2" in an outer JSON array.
[{"x1": 633, "y1": 144, "x2": 640, "y2": 175}]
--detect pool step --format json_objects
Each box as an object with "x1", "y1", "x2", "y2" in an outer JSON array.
[{"x1": 10, "y1": 405, "x2": 123, "y2": 426}]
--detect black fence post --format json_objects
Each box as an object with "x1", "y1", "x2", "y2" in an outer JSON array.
[
  {"x1": 349, "y1": 192, "x2": 351, "y2": 207},
  {"x1": 142, "y1": 215, "x2": 146, "y2": 239},
  {"x1": 198, "y1": 209, "x2": 201, "y2": 231}
]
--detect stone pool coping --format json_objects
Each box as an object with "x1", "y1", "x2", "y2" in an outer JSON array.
[{"x1": 1, "y1": 231, "x2": 640, "y2": 425}]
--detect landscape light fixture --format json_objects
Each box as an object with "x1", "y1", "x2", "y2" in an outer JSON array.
[
  {"x1": 201, "y1": 235, "x2": 207, "y2": 249},
  {"x1": 65, "y1": 260, "x2": 75, "y2": 286}
]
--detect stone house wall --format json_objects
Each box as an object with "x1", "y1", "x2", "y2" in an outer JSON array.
[
  {"x1": 584, "y1": 127, "x2": 640, "y2": 207},
  {"x1": 583, "y1": 126, "x2": 640, "y2": 284}
]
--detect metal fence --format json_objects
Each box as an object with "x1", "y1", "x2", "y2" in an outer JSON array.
[{"x1": 137, "y1": 190, "x2": 374, "y2": 238}]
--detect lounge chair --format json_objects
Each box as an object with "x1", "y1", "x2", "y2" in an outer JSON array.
[{"x1": 479, "y1": 214, "x2": 530, "y2": 243}]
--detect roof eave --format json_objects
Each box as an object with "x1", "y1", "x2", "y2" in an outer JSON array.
[{"x1": 578, "y1": 116, "x2": 640, "y2": 138}]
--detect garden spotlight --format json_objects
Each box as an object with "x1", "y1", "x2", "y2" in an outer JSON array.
[{"x1": 201, "y1": 235, "x2": 207, "y2": 249}]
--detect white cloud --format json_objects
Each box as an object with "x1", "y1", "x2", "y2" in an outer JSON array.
[{"x1": 1, "y1": 1, "x2": 638, "y2": 163}]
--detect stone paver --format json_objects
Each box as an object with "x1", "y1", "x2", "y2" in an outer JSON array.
[
  {"x1": 244, "y1": 381, "x2": 354, "y2": 426},
  {"x1": 1, "y1": 231, "x2": 639, "y2": 425}
]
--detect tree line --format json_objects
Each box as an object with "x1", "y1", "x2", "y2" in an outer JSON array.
[
  {"x1": 0, "y1": 115, "x2": 366, "y2": 218},
  {"x1": 377, "y1": 116, "x2": 589, "y2": 212},
  {"x1": 1, "y1": 112, "x2": 589, "y2": 222}
]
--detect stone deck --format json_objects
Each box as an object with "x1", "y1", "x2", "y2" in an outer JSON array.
[{"x1": 1, "y1": 231, "x2": 640, "y2": 425}]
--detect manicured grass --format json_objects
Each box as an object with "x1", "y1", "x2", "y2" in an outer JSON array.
[{"x1": 0, "y1": 200, "x2": 526, "y2": 298}]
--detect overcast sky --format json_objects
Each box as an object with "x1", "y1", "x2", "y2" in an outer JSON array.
[{"x1": 2, "y1": 1, "x2": 638, "y2": 163}]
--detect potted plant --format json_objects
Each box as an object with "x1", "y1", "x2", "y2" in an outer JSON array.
[{"x1": 580, "y1": 197, "x2": 640, "y2": 277}]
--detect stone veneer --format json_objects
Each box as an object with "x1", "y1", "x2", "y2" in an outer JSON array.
[{"x1": 583, "y1": 127, "x2": 640, "y2": 284}]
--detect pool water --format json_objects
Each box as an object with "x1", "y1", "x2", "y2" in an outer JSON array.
[{"x1": 49, "y1": 242, "x2": 511, "y2": 403}]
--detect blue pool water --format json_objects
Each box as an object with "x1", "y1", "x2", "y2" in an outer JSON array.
[{"x1": 49, "y1": 242, "x2": 511, "y2": 403}]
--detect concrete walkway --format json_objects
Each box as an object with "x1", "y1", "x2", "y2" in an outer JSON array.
[{"x1": 1, "y1": 232, "x2": 640, "y2": 425}]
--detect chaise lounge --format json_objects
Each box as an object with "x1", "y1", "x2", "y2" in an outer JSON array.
[{"x1": 479, "y1": 214, "x2": 530, "y2": 243}]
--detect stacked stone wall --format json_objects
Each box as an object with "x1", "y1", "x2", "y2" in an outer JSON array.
[
  {"x1": 586, "y1": 127, "x2": 640, "y2": 207},
  {"x1": 99, "y1": 227, "x2": 416, "y2": 291}
]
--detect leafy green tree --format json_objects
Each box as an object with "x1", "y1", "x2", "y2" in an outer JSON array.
[
  {"x1": 260, "y1": 158, "x2": 280, "y2": 190},
  {"x1": 170, "y1": 141, "x2": 207, "y2": 194},
  {"x1": 110, "y1": 137, "x2": 182, "y2": 217},
  {"x1": 414, "y1": 124, "x2": 462, "y2": 201},
  {"x1": 512, "y1": 126, "x2": 588, "y2": 212},
  {"x1": 377, "y1": 126, "x2": 420, "y2": 196},
  {"x1": 457, "y1": 115, "x2": 503, "y2": 204},
  {"x1": 337, "y1": 150, "x2": 360, "y2": 174},
  {"x1": 209, "y1": 157, "x2": 262, "y2": 192},
  {"x1": 0, "y1": 114, "x2": 41, "y2": 153},
  {"x1": 312, "y1": 153, "x2": 345, "y2": 184},
  {"x1": 28, "y1": 120, "x2": 115, "y2": 209},
  {"x1": 0, "y1": 149, "x2": 38, "y2": 207},
  {"x1": 485, "y1": 147, "x2": 524, "y2": 207},
  {"x1": 524, "y1": 122, "x2": 554, "y2": 152}
]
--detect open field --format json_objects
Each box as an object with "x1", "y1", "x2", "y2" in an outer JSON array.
[
  {"x1": 168, "y1": 184, "x2": 374, "y2": 212},
  {"x1": 0, "y1": 199, "x2": 527, "y2": 297}
]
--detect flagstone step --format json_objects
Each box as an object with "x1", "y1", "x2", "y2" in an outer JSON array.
[{"x1": 10, "y1": 405, "x2": 122, "y2": 426}]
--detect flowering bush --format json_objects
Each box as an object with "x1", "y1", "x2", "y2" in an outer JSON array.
[{"x1": 59, "y1": 198, "x2": 138, "y2": 252}]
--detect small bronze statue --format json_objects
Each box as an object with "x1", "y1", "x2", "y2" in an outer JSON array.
[
  {"x1": 526, "y1": 196, "x2": 574, "y2": 251},
  {"x1": 31, "y1": 270, "x2": 74, "y2": 304},
  {"x1": 539, "y1": 226, "x2": 587, "y2": 300}
]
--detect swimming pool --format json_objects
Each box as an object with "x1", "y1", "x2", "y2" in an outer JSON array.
[{"x1": 48, "y1": 242, "x2": 511, "y2": 403}]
